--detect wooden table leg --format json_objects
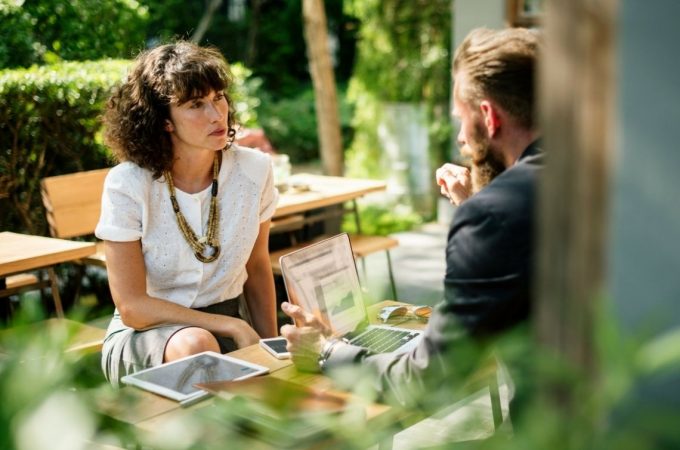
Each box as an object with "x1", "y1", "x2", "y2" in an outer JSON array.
[{"x1": 46, "y1": 267, "x2": 64, "y2": 318}]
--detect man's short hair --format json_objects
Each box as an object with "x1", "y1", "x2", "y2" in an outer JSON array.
[{"x1": 454, "y1": 28, "x2": 540, "y2": 129}]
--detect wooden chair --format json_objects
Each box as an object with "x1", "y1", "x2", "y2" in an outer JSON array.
[
  {"x1": 40, "y1": 168, "x2": 109, "y2": 267},
  {"x1": 39, "y1": 169, "x2": 109, "y2": 305},
  {"x1": 1, "y1": 273, "x2": 44, "y2": 295},
  {"x1": 0, "y1": 274, "x2": 49, "y2": 318}
]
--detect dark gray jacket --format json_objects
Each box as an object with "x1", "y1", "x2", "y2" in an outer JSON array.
[{"x1": 324, "y1": 142, "x2": 543, "y2": 408}]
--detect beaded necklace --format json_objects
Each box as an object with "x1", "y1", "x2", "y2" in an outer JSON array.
[{"x1": 164, "y1": 154, "x2": 220, "y2": 263}]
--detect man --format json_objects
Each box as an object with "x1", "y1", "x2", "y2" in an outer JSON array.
[{"x1": 281, "y1": 27, "x2": 542, "y2": 412}]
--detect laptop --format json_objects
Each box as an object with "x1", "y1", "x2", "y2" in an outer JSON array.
[{"x1": 279, "y1": 233, "x2": 422, "y2": 354}]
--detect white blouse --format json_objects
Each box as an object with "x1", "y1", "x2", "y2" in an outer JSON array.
[{"x1": 95, "y1": 146, "x2": 279, "y2": 308}]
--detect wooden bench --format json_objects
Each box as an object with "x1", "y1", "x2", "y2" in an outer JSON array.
[
  {"x1": 269, "y1": 201, "x2": 400, "y2": 300},
  {"x1": 40, "y1": 168, "x2": 110, "y2": 267},
  {"x1": 1, "y1": 273, "x2": 44, "y2": 294},
  {"x1": 0, "y1": 273, "x2": 49, "y2": 317},
  {"x1": 39, "y1": 169, "x2": 109, "y2": 304}
]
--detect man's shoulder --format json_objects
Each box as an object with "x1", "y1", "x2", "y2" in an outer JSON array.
[{"x1": 492, "y1": 150, "x2": 543, "y2": 189}]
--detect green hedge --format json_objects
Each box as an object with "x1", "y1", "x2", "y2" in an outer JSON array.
[
  {"x1": 0, "y1": 60, "x2": 129, "y2": 235},
  {"x1": 0, "y1": 59, "x2": 258, "y2": 235}
]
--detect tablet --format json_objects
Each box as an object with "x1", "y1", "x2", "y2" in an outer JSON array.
[{"x1": 121, "y1": 351, "x2": 269, "y2": 403}]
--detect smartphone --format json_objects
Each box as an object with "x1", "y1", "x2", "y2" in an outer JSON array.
[{"x1": 259, "y1": 337, "x2": 291, "y2": 359}]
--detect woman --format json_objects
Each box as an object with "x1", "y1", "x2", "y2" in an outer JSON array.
[{"x1": 96, "y1": 41, "x2": 278, "y2": 385}]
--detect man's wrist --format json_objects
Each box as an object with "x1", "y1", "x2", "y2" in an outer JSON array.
[{"x1": 317, "y1": 338, "x2": 340, "y2": 372}]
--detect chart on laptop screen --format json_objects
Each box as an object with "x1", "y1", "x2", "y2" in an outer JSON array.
[{"x1": 315, "y1": 268, "x2": 361, "y2": 333}]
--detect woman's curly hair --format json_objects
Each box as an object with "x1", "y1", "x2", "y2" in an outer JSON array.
[{"x1": 103, "y1": 41, "x2": 237, "y2": 178}]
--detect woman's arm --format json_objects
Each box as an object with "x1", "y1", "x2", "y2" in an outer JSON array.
[
  {"x1": 243, "y1": 220, "x2": 278, "y2": 338},
  {"x1": 104, "y1": 240, "x2": 259, "y2": 347}
]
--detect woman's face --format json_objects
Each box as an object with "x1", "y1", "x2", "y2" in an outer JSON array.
[{"x1": 167, "y1": 90, "x2": 230, "y2": 154}]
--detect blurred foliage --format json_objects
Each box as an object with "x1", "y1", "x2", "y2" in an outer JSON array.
[
  {"x1": 343, "y1": 0, "x2": 452, "y2": 219},
  {"x1": 1, "y1": 299, "x2": 679, "y2": 449},
  {"x1": 341, "y1": 203, "x2": 423, "y2": 237},
  {"x1": 0, "y1": 1, "x2": 38, "y2": 68},
  {"x1": 0, "y1": 0, "x2": 149, "y2": 69},
  {"x1": 229, "y1": 63, "x2": 263, "y2": 129},
  {"x1": 345, "y1": 0, "x2": 451, "y2": 104},
  {"x1": 142, "y1": 0, "x2": 357, "y2": 98},
  {"x1": 257, "y1": 85, "x2": 354, "y2": 164}
]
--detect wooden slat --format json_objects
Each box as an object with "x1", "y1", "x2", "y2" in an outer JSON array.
[
  {"x1": 0, "y1": 273, "x2": 49, "y2": 298},
  {"x1": 348, "y1": 234, "x2": 398, "y2": 258},
  {"x1": 4, "y1": 273, "x2": 39, "y2": 290},
  {"x1": 41, "y1": 168, "x2": 109, "y2": 239}
]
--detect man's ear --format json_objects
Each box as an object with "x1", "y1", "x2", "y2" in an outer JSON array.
[
  {"x1": 164, "y1": 120, "x2": 174, "y2": 132},
  {"x1": 479, "y1": 101, "x2": 500, "y2": 138}
]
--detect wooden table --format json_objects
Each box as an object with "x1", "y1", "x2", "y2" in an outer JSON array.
[
  {"x1": 96, "y1": 301, "x2": 426, "y2": 449},
  {"x1": 0, "y1": 232, "x2": 96, "y2": 317},
  {"x1": 273, "y1": 173, "x2": 387, "y2": 219}
]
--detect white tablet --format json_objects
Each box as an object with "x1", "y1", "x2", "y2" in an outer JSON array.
[{"x1": 121, "y1": 351, "x2": 269, "y2": 404}]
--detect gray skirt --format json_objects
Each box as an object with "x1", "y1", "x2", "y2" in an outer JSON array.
[{"x1": 101, "y1": 294, "x2": 248, "y2": 387}]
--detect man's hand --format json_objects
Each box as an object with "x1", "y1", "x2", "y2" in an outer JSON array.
[
  {"x1": 280, "y1": 302, "x2": 330, "y2": 372},
  {"x1": 436, "y1": 163, "x2": 472, "y2": 206}
]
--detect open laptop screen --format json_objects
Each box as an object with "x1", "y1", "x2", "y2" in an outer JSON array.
[{"x1": 279, "y1": 234, "x2": 366, "y2": 335}]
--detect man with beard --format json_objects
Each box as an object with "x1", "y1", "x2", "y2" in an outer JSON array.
[{"x1": 280, "y1": 27, "x2": 542, "y2": 417}]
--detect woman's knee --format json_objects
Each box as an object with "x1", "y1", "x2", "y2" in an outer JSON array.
[{"x1": 164, "y1": 327, "x2": 219, "y2": 361}]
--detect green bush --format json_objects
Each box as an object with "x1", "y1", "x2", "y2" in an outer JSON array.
[
  {"x1": 229, "y1": 64, "x2": 262, "y2": 129},
  {"x1": 342, "y1": 203, "x2": 423, "y2": 236},
  {"x1": 0, "y1": 60, "x2": 129, "y2": 234},
  {"x1": 256, "y1": 85, "x2": 354, "y2": 164},
  {"x1": 0, "y1": 0, "x2": 149, "y2": 69},
  {"x1": 343, "y1": 0, "x2": 452, "y2": 219},
  {"x1": 0, "y1": 1, "x2": 40, "y2": 69}
]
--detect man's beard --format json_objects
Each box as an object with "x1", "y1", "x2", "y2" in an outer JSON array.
[{"x1": 463, "y1": 122, "x2": 506, "y2": 194}]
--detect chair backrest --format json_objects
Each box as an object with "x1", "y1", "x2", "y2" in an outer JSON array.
[{"x1": 41, "y1": 168, "x2": 109, "y2": 239}]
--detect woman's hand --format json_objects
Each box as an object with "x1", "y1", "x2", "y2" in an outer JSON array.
[{"x1": 230, "y1": 319, "x2": 261, "y2": 348}]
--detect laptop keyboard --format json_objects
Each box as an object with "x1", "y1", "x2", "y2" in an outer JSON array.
[{"x1": 350, "y1": 328, "x2": 420, "y2": 353}]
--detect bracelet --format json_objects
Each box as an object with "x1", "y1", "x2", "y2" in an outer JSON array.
[{"x1": 317, "y1": 338, "x2": 340, "y2": 372}]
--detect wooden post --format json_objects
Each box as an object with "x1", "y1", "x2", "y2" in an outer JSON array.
[
  {"x1": 302, "y1": 0, "x2": 344, "y2": 176},
  {"x1": 536, "y1": 0, "x2": 617, "y2": 429},
  {"x1": 191, "y1": 0, "x2": 223, "y2": 44}
]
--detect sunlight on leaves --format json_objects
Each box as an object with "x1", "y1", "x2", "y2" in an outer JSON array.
[{"x1": 15, "y1": 390, "x2": 95, "y2": 450}]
